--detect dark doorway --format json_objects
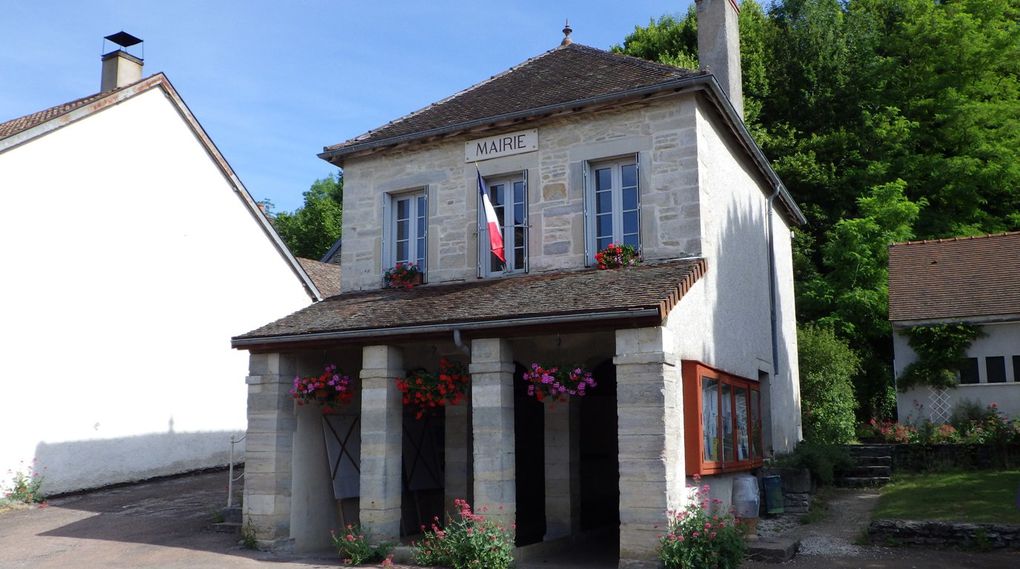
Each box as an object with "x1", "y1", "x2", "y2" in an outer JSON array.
[
  {"x1": 514, "y1": 362, "x2": 546, "y2": 546},
  {"x1": 580, "y1": 359, "x2": 619, "y2": 531},
  {"x1": 401, "y1": 407, "x2": 445, "y2": 537}
]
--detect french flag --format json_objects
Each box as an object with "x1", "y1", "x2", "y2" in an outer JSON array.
[{"x1": 478, "y1": 170, "x2": 506, "y2": 263}]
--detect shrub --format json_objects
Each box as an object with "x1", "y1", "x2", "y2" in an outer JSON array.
[
  {"x1": 776, "y1": 441, "x2": 852, "y2": 486},
  {"x1": 659, "y1": 476, "x2": 745, "y2": 569},
  {"x1": 797, "y1": 324, "x2": 859, "y2": 444},
  {"x1": 330, "y1": 524, "x2": 393, "y2": 566},
  {"x1": 412, "y1": 498, "x2": 514, "y2": 569},
  {"x1": 3, "y1": 463, "x2": 44, "y2": 504}
]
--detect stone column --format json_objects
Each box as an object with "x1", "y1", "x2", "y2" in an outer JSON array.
[
  {"x1": 445, "y1": 396, "x2": 472, "y2": 514},
  {"x1": 244, "y1": 352, "x2": 298, "y2": 550},
  {"x1": 614, "y1": 327, "x2": 683, "y2": 569},
  {"x1": 290, "y1": 404, "x2": 337, "y2": 552},
  {"x1": 359, "y1": 345, "x2": 404, "y2": 542},
  {"x1": 470, "y1": 338, "x2": 515, "y2": 529},
  {"x1": 544, "y1": 398, "x2": 580, "y2": 540}
]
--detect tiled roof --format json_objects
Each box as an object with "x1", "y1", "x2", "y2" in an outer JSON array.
[
  {"x1": 297, "y1": 257, "x2": 342, "y2": 298},
  {"x1": 0, "y1": 77, "x2": 149, "y2": 140},
  {"x1": 889, "y1": 232, "x2": 1020, "y2": 322},
  {"x1": 233, "y1": 259, "x2": 706, "y2": 347},
  {"x1": 321, "y1": 43, "x2": 703, "y2": 159}
]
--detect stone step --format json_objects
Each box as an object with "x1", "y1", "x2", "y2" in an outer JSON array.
[
  {"x1": 211, "y1": 521, "x2": 241, "y2": 534},
  {"x1": 851, "y1": 455, "x2": 892, "y2": 466},
  {"x1": 844, "y1": 465, "x2": 891, "y2": 477},
  {"x1": 746, "y1": 537, "x2": 799, "y2": 563},
  {"x1": 222, "y1": 506, "x2": 242, "y2": 524},
  {"x1": 838, "y1": 476, "x2": 891, "y2": 488},
  {"x1": 847, "y1": 445, "x2": 896, "y2": 457}
]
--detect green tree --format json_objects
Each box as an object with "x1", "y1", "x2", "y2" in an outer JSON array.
[
  {"x1": 272, "y1": 173, "x2": 343, "y2": 259},
  {"x1": 797, "y1": 324, "x2": 859, "y2": 444}
]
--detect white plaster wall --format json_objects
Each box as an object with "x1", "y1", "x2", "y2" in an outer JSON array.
[
  {"x1": 667, "y1": 101, "x2": 800, "y2": 456},
  {"x1": 0, "y1": 88, "x2": 312, "y2": 494},
  {"x1": 339, "y1": 96, "x2": 702, "y2": 292},
  {"x1": 894, "y1": 322, "x2": 1020, "y2": 420}
]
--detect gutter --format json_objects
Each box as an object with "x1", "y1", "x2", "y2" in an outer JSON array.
[
  {"x1": 766, "y1": 184, "x2": 781, "y2": 375},
  {"x1": 232, "y1": 307, "x2": 661, "y2": 349}
]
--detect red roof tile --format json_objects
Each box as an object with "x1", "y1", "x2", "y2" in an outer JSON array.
[
  {"x1": 888, "y1": 232, "x2": 1020, "y2": 322},
  {"x1": 297, "y1": 257, "x2": 342, "y2": 298},
  {"x1": 0, "y1": 77, "x2": 151, "y2": 140}
]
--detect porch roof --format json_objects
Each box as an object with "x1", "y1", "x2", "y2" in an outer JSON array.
[{"x1": 232, "y1": 259, "x2": 706, "y2": 350}]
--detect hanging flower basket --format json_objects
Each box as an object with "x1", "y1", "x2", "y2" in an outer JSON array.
[
  {"x1": 290, "y1": 364, "x2": 354, "y2": 414},
  {"x1": 384, "y1": 262, "x2": 423, "y2": 289},
  {"x1": 396, "y1": 358, "x2": 469, "y2": 420},
  {"x1": 595, "y1": 243, "x2": 640, "y2": 270},
  {"x1": 522, "y1": 363, "x2": 597, "y2": 403}
]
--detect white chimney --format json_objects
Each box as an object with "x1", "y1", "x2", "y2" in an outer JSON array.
[
  {"x1": 100, "y1": 32, "x2": 144, "y2": 92},
  {"x1": 696, "y1": 0, "x2": 743, "y2": 118}
]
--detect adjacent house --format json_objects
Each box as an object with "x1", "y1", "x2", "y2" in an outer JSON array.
[
  {"x1": 890, "y1": 232, "x2": 1020, "y2": 422},
  {"x1": 0, "y1": 33, "x2": 321, "y2": 494},
  {"x1": 232, "y1": 2, "x2": 804, "y2": 566}
]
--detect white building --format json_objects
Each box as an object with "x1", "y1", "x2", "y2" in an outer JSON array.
[
  {"x1": 890, "y1": 232, "x2": 1020, "y2": 422},
  {"x1": 233, "y1": 2, "x2": 803, "y2": 566},
  {"x1": 0, "y1": 33, "x2": 321, "y2": 495}
]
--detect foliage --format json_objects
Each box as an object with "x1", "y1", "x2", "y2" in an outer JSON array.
[
  {"x1": 383, "y1": 262, "x2": 421, "y2": 289},
  {"x1": 858, "y1": 418, "x2": 915, "y2": 444},
  {"x1": 3, "y1": 462, "x2": 44, "y2": 504},
  {"x1": 521, "y1": 363, "x2": 597, "y2": 403},
  {"x1": 240, "y1": 518, "x2": 259, "y2": 549},
  {"x1": 330, "y1": 524, "x2": 393, "y2": 566},
  {"x1": 396, "y1": 359, "x2": 469, "y2": 420},
  {"x1": 615, "y1": 0, "x2": 1020, "y2": 419},
  {"x1": 290, "y1": 364, "x2": 353, "y2": 414},
  {"x1": 595, "y1": 243, "x2": 641, "y2": 269},
  {"x1": 897, "y1": 324, "x2": 984, "y2": 391},
  {"x1": 775, "y1": 441, "x2": 852, "y2": 486},
  {"x1": 659, "y1": 475, "x2": 745, "y2": 569},
  {"x1": 797, "y1": 324, "x2": 859, "y2": 443},
  {"x1": 875, "y1": 470, "x2": 1020, "y2": 524},
  {"x1": 270, "y1": 173, "x2": 343, "y2": 259},
  {"x1": 411, "y1": 498, "x2": 515, "y2": 569},
  {"x1": 861, "y1": 403, "x2": 1020, "y2": 445}
]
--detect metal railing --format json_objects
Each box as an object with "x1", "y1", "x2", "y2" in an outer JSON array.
[{"x1": 227, "y1": 433, "x2": 246, "y2": 508}]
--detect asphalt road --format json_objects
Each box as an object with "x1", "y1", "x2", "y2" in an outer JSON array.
[{"x1": 0, "y1": 471, "x2": 1017, "y2": 568}]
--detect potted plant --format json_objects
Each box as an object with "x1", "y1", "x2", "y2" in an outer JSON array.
[
  {"x1": 396, "y1": 358, "x2": 469, "y2": 420},
  {"x1": 290, "y1": 364, "x2": 354, "y2": 414},
  {"x1": 521, "y1": 363, "x2": 597, "y2": 403},
  {"x1": 595, "y1": 243, "x2": 640, "y2": 269},
  {"x1": 384, "y1": 262, "x2": 423, "y2": 289}
]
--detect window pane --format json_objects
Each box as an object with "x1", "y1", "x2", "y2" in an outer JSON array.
[
  {"x1": 721, "y1": 383, "x2": 734, "y2": 462},
  {"x1": 987, "y1": 357, "x2": 1006, "y2": 383},
  {"x1": 959, "y1": 358, "x2": 979, "y2": 384},
  {"x1": 702, "y1": 377, "x2": 719, "y2": 463},
  {"x1": 1014, "y1": 356, "x2": 1020, "y2": 383},
  {"x1": 596, "y1": 190, "x2": 612, "y2": 214},
  {"x1": 622, "y1": 163, "x2": 637, "y2": 188},
  {"x1": 750, "y1": 389, "x2": 761, "y2": 459},
  {"x1": 597, "y1": 214, "x2": 613, "y2": 238},
  {"x1": 623, "y1": 186, "x2": 638, "y2": 210},
  {"x1": 416, "y1": 237, "x2": 425, "y2": 267},
  {"x1": 597, "y1": 236, "x2": 612, "y2": 252},
  {"x1": 736, "y1": 387, "x2": 749, "y2": 461},
  {"x1": 490, "y1": 253, "x2": 503, "y2": 273},
  {"x1": 514, "y1": 204, "x2": 525, "y2": 226},
  {"x1": 595, "y1": 168, "x2": 612, "y2": 191},
  {"x1": 396, "y1": 241, "x2": 409, "y2": 264},
  {"x1": 416, "y1": 215, "x2": 426, "y2": 239},
  {"x1": 490, "y1": 183, "x2": 504, "y2": 206},
  {"x1": 514, "y1": 181, "x2": 525, "y2": 205},
  {"x1": 623, "y1": 233, "x2": 639, "y2": 248},
  {"x1": 514, "y1": 245, "x2": 525, "y2": 270},
  {"x1": 397, "y1": 219, "x2": 409, "y2": 241},
  {"x1": 623, "y1": 211, "x2": 638, "y2": 235},
  {"x1": 396, "y1": 198, "x2": 409, "y2": 220}
]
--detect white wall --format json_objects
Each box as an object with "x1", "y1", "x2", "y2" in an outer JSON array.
[
  {"x1": 668, "y1": 101, "x2": 801, "y2": 456},
  {"x1": 894, "y1": 321, "x2": 1020, "y2": 421},
  {"x1": 0, "y1": 87, "x2": 312, "y2": 494}
]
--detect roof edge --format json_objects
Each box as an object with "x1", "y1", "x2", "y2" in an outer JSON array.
[{"x1": 890, "y1": 230, "x2": 1020, "y2": 248}]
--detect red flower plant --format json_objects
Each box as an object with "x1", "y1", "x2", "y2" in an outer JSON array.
[
  {"x1": 290, "y1": 364, "x2": 354, "y2": 414},
  {"x1": 595, "y1": 243, "x2": 640, "y2": 270},
  {"x1": 384, "y1": 262, "x2": 422, "y2": 289},
  {"x1": 521, "y1": 363, "x2": 597, "y2": 404},
  {"x1": 396, "y1": 358, "x2": 469, "y2": 420}
]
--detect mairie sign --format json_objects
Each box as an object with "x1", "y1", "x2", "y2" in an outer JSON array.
[{"x1": 465, "y1": 129, "x2": 538, "y2": 162}]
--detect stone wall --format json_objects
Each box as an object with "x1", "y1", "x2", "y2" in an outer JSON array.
[
  {"x1": 885, "y1": 443, "x2": 1020, "y2": 472},
  {"x1": 761, "y1": 467, "x2": 813, "y2": 515},
  {"x1": 869, "y1": 519, "x2": 1020, "y2": 550}
]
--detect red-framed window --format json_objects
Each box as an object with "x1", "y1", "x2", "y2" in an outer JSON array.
[{"x1": 682, "y1": 361, "x2": 763, "y2": 476}]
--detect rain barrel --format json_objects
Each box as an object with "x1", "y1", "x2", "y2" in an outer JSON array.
[{"x1": 732, "y1": 474, "x2": 760, "y2": 518}]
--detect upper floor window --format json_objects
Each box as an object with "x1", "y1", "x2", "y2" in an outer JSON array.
[
  {"x1": 586, "y1": 156, "x2": 640, "y2": 264},
  {"x1": 389, "y1": 189, "x2": 427, "y2": 275},
  {"x1": 479, "y1": 172, "x2": 528, "y2": 277}
]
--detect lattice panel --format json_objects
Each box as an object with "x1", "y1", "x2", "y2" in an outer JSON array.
[{"x1": 928, "y1": 387, "x2": 952, "y2": 424}]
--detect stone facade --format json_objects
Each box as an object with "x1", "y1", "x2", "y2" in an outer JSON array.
[{"x1": 869, "y1": 519, "x2": 1020, "y2": 550}]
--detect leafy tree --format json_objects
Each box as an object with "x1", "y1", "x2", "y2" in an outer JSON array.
[
  {"x1": 271, "y1": 174, "x2": 343, "y2": 259},
  {"x1": 798, "y1": 324, "x2": 860, "y2": 444}
]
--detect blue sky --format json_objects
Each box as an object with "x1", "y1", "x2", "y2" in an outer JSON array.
[{"x1": 2, "y1": 0, "x2": 692, "y2": 212}]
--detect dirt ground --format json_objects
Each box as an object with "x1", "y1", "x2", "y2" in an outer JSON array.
[{"x1": 0, "y1": 471, "x2": 1018, "y2": 568}]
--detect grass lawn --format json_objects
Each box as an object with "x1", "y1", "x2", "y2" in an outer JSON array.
[{"x1": 875, "y1": 470, "x2": 1020, "y2": 524}]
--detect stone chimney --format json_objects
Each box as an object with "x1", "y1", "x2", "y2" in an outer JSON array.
[
  {"x1": 696, "y1": 0, "x2": 743, "y2": 118},
  {"x1": 101, "y1": 32, "x2": 144, "y2": 92}
]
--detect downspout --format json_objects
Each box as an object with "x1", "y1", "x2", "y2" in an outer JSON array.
[
  {"x1": 453, "y1": 328, "x2": 471, "y2": 357},
  {"x1": 767, "y1": 184, "x2": 781, "y2": 375}
]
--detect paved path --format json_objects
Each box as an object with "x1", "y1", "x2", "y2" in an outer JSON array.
[{"x1": 1, "y1": 472, "x2": 1018, "y2": 568}]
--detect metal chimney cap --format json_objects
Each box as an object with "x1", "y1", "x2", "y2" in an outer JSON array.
[{"x1": 104, "y1": 31, "x2": 143, "y2": 48}]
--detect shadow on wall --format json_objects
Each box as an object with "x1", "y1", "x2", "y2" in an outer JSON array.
[{"x1": 34, "y1": 429, "x2": 244, "y2": 495}]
